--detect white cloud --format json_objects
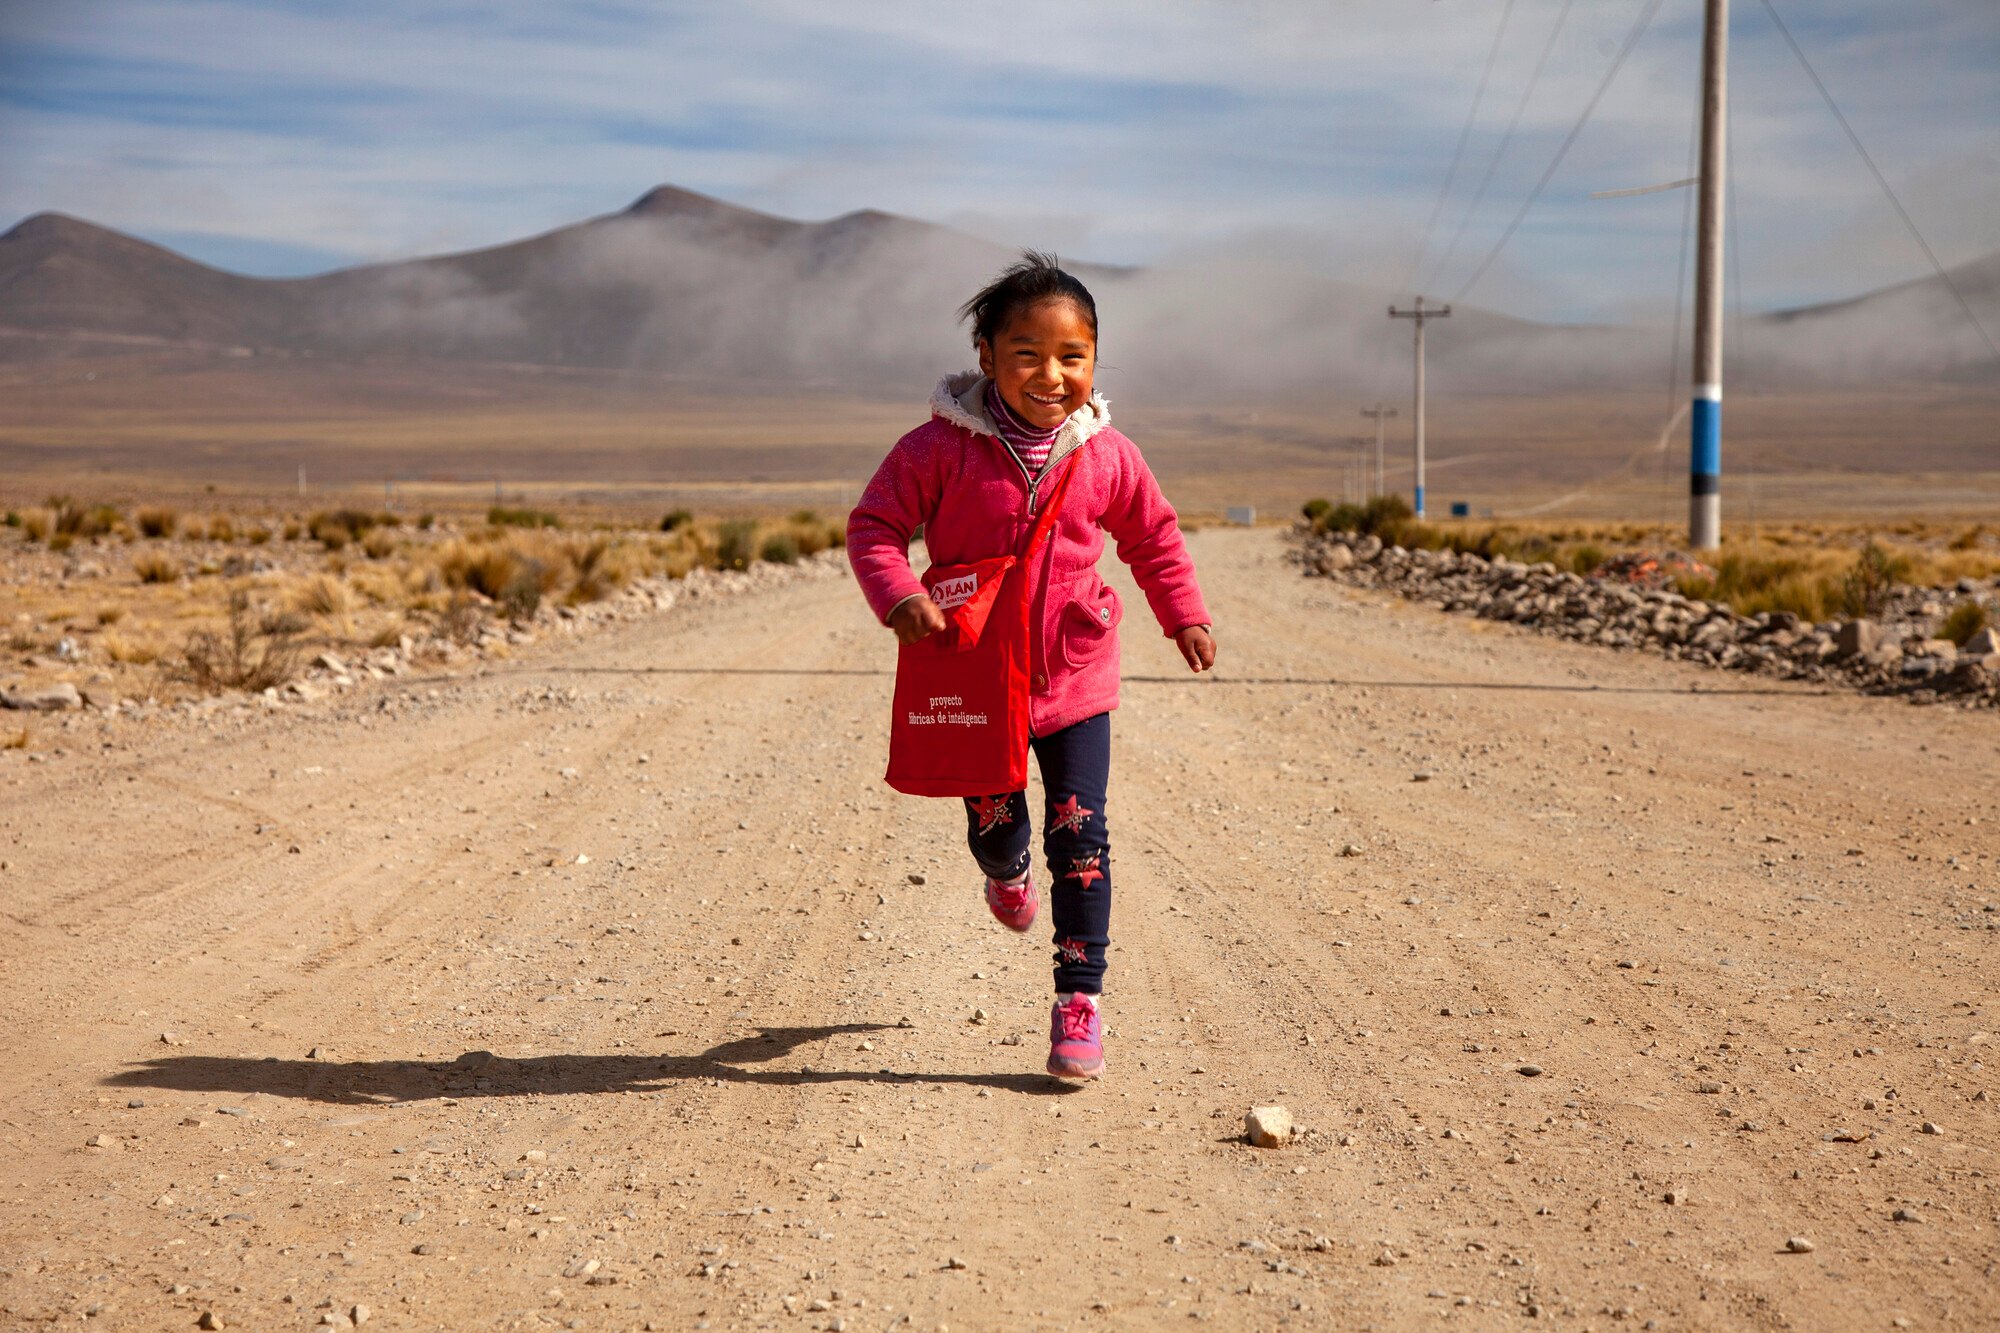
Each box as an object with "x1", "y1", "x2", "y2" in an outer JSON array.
[{"x1": 0, "y1": 0, "x2": 1993, "y2": 317}]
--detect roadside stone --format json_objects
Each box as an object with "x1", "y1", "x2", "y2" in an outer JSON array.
[
  {"x1": 1785, "y1": 1236, "x2": 1815, "y2": 1253},
  {"x1": 1, "y1": 683, "x2": 81, "y2": 711},
  {"x1": 1517, "y1": 1064, "x2": 1544, "y2": 1077},
  {"x1": 1244, "y1": 1105, "x2": 1293, "y2": 1147},
  {"x1": 1963, "y1": 627, "x2": 2000, "y2": 656},
  {"x1": 1892, "y1": 1207, "x2": 1923, "y2": 1224}
]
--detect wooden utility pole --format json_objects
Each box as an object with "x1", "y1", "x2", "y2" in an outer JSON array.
[
  {"x1": 1689, "y1": 0, "x2": 1729, "y2": 550},
  {"x1": 1360, "y1": 404, "x2": 1398, "y2": 497},
  {"x1": 1388, "y1": 296, "x2": 1450, "y2": 517}
]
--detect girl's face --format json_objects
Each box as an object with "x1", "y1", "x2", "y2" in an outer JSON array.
[{"x1": 977, "y1": 298, "x2": 1096, "y2": 430}]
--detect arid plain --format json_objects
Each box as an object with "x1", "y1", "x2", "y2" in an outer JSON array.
[
  {"x1": 3, "y1": 341, "x2": 1999, "y2": 1331},
  {"x1": 4, "y1": 352, "x2": 1997, "y2": 523}
]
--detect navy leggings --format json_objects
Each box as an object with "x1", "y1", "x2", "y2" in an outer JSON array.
[{"x1": 962, "y1": 711, "x2": 1112, "y2": 995}]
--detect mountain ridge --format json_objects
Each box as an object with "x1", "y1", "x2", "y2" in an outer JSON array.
[{"x1": 2, "y1": 186, "x2": 1994, "y2": 390}]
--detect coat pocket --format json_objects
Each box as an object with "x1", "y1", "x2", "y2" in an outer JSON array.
[{"x1": 1059, "y1": 582, "x2": 1122, "y2": 668}]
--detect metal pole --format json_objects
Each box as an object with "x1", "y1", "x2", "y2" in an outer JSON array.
[
  {"x1": 1389, "y1": 298, "x2": 1450, "y2": 518},
  {"x1": 1690, "y1": 0, "x2": 1728, "y2": 550},
  {"x1": 1361, "y1": 404, "x2": 1397, "y2": 497},
  {"x1": 1414, "y1": 310, "x2": 1427, "y2": 518}
]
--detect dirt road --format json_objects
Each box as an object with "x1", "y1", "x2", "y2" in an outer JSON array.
[{"x1": 2, "y1": 528, "x2": 1995, "y2": 1331}]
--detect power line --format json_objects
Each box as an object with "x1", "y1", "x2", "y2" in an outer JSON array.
[
  {"x1": 1756, "y1": 0, "x2": 1998, "y2": 361},
  {"x1": 1660, "y1": 91, "x2": 1701, "y2": 532},
  {"x1": 1451, "y1": 0, "x2": 1668, "y2": 304},
  {"x1": 1398, "y1": 0, "x2": 1520, "y2": 294},
  {"x1": 1424, "y1": 0, "x2": 1576, "y2": 295}
]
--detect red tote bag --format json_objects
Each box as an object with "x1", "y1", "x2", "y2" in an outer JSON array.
[{"x1": 885, "y1": 460, "x2": 1075, "y2": 798}]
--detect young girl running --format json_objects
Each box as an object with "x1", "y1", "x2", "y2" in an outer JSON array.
[{"x1": 847, "y1": 253, "x2": 1215, "y2": 1079}]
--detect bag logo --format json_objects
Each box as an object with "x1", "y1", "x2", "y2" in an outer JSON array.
[{"x1": 930, "y1": 572, "x2": 978, "y2": 610}]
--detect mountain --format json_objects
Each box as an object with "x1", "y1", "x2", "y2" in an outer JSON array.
[{"x1": 1, "y1": 186, "x2": 1994, "y2": 393}]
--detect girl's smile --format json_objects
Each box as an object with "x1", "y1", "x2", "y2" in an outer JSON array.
[{"x1": 977, "y1": 299, "x2": 1097, "y2": 430}]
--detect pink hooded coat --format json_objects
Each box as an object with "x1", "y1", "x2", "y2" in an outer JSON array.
[{"x1": 848, "y1": 372, "x2": 1210, "y2": 737}]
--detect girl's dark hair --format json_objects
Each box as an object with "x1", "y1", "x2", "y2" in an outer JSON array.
[{"x1": 958, "y1": 250, "x2": 1098, "y2": 348}]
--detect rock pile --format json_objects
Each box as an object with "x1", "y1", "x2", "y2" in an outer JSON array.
[{"x1": 1295, "y1": 529, "x2": 2000, "y2": 707}]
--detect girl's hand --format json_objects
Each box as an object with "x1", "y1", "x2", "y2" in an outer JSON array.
[
  {"x1": 889, "y1": 595, "x2": 947, "y2": 644},
  {"x1": 1176, "y1": 624, "x2": 1216, "y2": 673}
]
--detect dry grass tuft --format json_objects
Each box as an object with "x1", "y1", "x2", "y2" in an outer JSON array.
[
  {"x1": 101, "y1": 631, "x2": 161, "y2": 666},
  {"x1": 1942, "y1": 600, "x2": 1991, "y2": 646},
  {"x1": 136, "y1": 507, "x2": 177, "y2": 538},
  {"x1": 177, "y1": 590, "x2": 303, "y2": 693},
  {"x1": 293, "y1": 573, "x2": 356, "y2": 617},
  {"x1": 133, "y1": 552, "x2": 180, "y2": 584}
]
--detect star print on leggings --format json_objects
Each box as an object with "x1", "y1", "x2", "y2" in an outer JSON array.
[
  {"x1": 970, "y1": 795, "x2": 1014, "y2": 835},
  {"x1": 1064, "y1": 852, "x2": 1105, "y2": 889},
  {"x1": 1054, "y1": 936, "x2": 1089, "y2": 965},
  {"x1": 1049, "y1": 794, "x2": 1094, "y2": 836}
]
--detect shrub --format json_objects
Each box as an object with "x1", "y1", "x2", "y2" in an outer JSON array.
[
  {"x1": 1560, "y1": 544, "x2": 1608, "y2": 572},
  {"x1": 2, "y1": 511, "x2": 16, "y2": 528},
  {"x1": 246, "y1": 525, "x2": 272, "y2": 545},
  {"x1": 716, "y1": 519, "x2": 758, "y2": 571},
  {"x1": 417, "y1": 512, "x2": 436, "y2": 530},
  {"x1": 19, "y1": 510, "x2": 52, "y2": 542},
  {"x1": 293, "y1": 573, "x2": 356, "y2": 616},
  {"x1": 309, "y1": 509, "x2": 396, "y2": 548},
  {"x1": 133, "y1": 552, "x2": 180, "y2": 584},
  {"x1": 791, "y1": 523, "x2": 831, "y2": 558},
  {"x1": 46, "y1": 500, "x2": 121, "y2": 539},
  {"x1": 440, "y1": 542, "x2": 520, "y2": 601},
  {"x1": 282, "y1": 519, "x2": 304, "y2": 541},
  {"x1": 1302, "y1": 498, "x2": 1332, "y2": 523},
  {"x1": 1837, "y1": 541, "x2": 1907, "y2": 619},
  {"x1": 438, "y1": 591, "x2": 485, "y2": 644},
  {"x1": 95, "y1": 605, "x2": 124, "y2": 626},
  {"x1": 177, "y1": 590, "x2": 303, "y2": 693},
  {"x1": 660, "y1": 509, "x2": 694, "y2": 533},
  {"x1": 136, "y1": 507, "x2": 177, "y2": 538},
  {"x1": 759, "y1": 533, "x2": 801, "y2": 565},
  {"x1": 498, "y1": 559, "x2": 549, "y2": 620},
  {"x1": 1950, "y1": 524, "x2": 1986, "y2": 553},
  {"x1": 203, "y1": 515, "x2": 233, "y2": 541},
  {"x1": 1941, "y1": 600, "x2": 1990, "y2": 646},
  {"x1": 101, "y1": 632, "x2": 159, "y2": 666},
  {"x1": 489, "y1": 505, "x2": 560, "y2": 529},
  {"x1": 48, "y1": 532, "x2": 74, "y2": 553},
  {"x1": 361, "y1": 529, "x2": 397, "y2": 559}
]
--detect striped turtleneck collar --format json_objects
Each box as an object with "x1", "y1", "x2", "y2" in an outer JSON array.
[{"x1": 985, "y1": 383, "x2": 1064, "y2": 475}]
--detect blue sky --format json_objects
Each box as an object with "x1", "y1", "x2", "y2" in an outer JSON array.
[{"x1": 1, "y1": 0, "x2": 1995, "y2": 321}]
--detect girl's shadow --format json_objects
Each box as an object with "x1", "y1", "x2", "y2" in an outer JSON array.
[{"x1": 104, "y1": 1024, "x2": 1085, "y2": 1103}]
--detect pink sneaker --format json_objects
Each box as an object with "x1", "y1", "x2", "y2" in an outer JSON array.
[
  {"x1": 984, "y1": 870, "x2": 1037, "y2": 932},
  {"x1": 1047, "y1": 994, "x2": 1104, "y2": 1079}
]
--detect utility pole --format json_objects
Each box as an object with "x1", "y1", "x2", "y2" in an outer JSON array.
[
  {"x1": 1388, "y1": 296, "x2": 1450, "y2": 517},
  {"x1": 1360, "y1": 404, "x2": 1398, "y2": 497},
  {"x1": 1689, "y1": 0, "x2": 1728, "y2": 550}
]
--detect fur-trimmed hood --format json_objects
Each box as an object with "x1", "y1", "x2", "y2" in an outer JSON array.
[{"x1": 929, "y1": 371, "x2": 1112, "y2": 470}]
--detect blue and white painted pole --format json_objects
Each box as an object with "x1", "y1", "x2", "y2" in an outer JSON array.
[{"x1": 1689, "y1": 0, "x2": 1728, "y2": 550}]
